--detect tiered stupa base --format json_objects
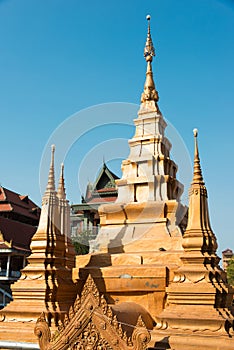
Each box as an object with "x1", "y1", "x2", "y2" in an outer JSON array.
[{"x1": 91, "y1": 200, "x2": 186, "y2": 253}]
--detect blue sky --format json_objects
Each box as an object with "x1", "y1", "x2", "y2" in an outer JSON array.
[{"x1": 0, "y1": 0, "x2": 233, "y2": 253}]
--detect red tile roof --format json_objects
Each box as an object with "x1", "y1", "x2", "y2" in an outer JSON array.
[
  {"x1": 0, "y1": 216, "x2": 36, "y2": 251},
  {"x1": 222, "y1": 248, "x2": 233, "y2": 255},
  {"x1": 0, "y1": 241, "x2": 12, "y2": 250},
  {"x1": 0, "y1": 187, "x2": 40, "y2": 251},
  {"x1": 0, "y1": 204, "x2": 12, "y2": 212},
  {"x1": 0, "y1": 187, "x2": 40, "y2": 221},
  {"x1": 87, "y1": 196, "x2": 117, "y2": 204},
  {"x1": 96, "y1": 188, "x2": 117, "y2": 193}
]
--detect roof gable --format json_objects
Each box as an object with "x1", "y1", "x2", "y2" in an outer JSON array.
[{"x1": 93, "y1": 163, "x2": 119, "y2": 191}]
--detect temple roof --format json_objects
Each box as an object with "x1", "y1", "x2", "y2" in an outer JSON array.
[
  {"x1": 0, "y1": 187, "x2": 40, "y2": 222},
  {"x1": 93, "y1": 163, "x2": 119, "y2": 190},
  {"x1": 0, "y1": 216, "x2": 37, "y2": 251},
  {"x1": 222, "y1": 248, "x2": 233, "y2": 255},
  {"x1": 85, "y1": 163, "x2": 119, "y2": 203}
]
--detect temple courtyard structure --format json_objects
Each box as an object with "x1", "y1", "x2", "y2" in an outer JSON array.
[{"x1": 0, "y1": 16, "x2": 233, "y2": 350}]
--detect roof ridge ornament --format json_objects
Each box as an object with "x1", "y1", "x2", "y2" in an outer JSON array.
[{"x1": 140, "y1": 15, "x2": 160, "y2": 112}]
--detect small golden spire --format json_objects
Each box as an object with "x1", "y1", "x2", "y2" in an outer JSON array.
[
  {"x1": 57, "y1": 163, "x2": 66, "y2": 199},
  {"x1": 182, "y1": 129, "x2": 218, "y2": 255},
  {"x1": 46, "y1": 144, "x2": 56, "y2": 192},
  {"x1": 192, "y1": 129, "x2": 204, "y2": 184},
  {"x1": 141, "y1": 15, "x2": 159, "y2": 108}
]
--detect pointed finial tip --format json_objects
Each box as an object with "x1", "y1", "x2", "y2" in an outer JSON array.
[
  {"x1": 193, "y1": 128, "x2": 198, "y2": 138},
  {"x1": 51, "y1": 144, "x2": 55, "y2": 152},
  {"x1": 146, "y1": 14, "x2": 151, "y2": 21}
]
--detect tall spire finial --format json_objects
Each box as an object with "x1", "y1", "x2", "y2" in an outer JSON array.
[
  {"x1": 46, "y1": 144, "x2": 56, "y2": 192},
  {"x1": 144, "y1": 15, "x2": 155, "y2": 62},
  {"x1": 192, "y1": 129, "x2": 204, "y2": 184},
  {"x1": 141, "y1": 15, "x2": 159, "y2": 109},
  {"x1": 57, "y1": 162, "x2": 66, "y2": 199}
]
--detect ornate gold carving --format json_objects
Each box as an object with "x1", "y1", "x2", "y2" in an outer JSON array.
[
  {"x1": 106, "y1": 305, "x2": 113, "y2": 319},
  {"x1": 136, "y1": 315, "x2": 146, "y2": 329},
  {"x1": 81, "y1": 274, "x2": 100, "y2": 304},
  {"x1": 132, "y1": 315, "x2": 151, "y2": 350},
  {"x1": 100, "y1": 294, "x2": 108, "y2": 315},
  {"x1": 34, "y1": 312, "x2": 51, "y2": 348},
  {"x1": 35, "y1": 274, "x2": 151, "y2": 350},
  {"x1": 73, "y1": 295, "x2": 81, "y2": 312}
]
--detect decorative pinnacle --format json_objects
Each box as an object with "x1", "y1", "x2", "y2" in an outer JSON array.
[
  {"x1": 141, "y1": 15, "x2": 159, "y2": 106},
  {"x1": 193, "y1": 128, "x2": 198, "y2": 137},
  {"x1": 144, "y1": 15, "x2": 155, "y2": 62},
  {"x1": 192, "y1": 129, "x2": 204, "y2": 184},
  {"x1": 46, "y1": 144, "x2": 56, "y2": 192},
  {"x1": 57, "y1": 162, "x2": 66, "y2": 199}
]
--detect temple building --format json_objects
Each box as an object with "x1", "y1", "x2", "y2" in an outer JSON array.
[
  {"x1": 0, "y1": 238, "x2": 28, "y2": 309},
  {"x1": 0, "y1": 186, "x2": 40, "y2": 251},
  {"x1": 70, "y1": 163, "x2": 119, "y2": 239},
  {"x1": 0, "y1": 15, "x2": 233, "y2": 350},
  {"x1": 222, "y1": 248, "x2": 234, "y2": 271},
  {"x1": 0, "y1": 186, "x2": 40, "y2": 309},
  {"x1": 0, "y1": 146, "x2": 77, "y2": 348}
]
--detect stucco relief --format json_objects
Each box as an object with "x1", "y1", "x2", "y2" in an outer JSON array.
[{"x1": 35, "y1": 275, "x2": 151, "y2": 350}]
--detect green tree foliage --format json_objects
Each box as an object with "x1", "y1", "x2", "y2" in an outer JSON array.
[
  {"x1": 72, "y1": 230, "x2": 93, "y2": 255},
  {"x1": 226, "y1": 258, "x2": 234, "y2": 286}
]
